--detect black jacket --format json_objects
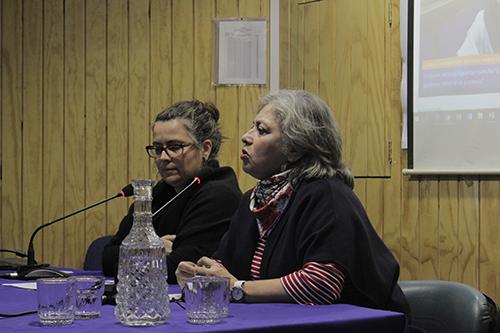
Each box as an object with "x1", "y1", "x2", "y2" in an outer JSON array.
[
  {"x1": 214, "y1": 177, "x2": 410, "y2": 315},
  {"x1": 102, "y1": 166, "x2": 241, "y2": 283}
]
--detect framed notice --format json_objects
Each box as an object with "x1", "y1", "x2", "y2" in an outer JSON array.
[{"x1": 214, "y1": 18, "x2": 267, "y2": 85}]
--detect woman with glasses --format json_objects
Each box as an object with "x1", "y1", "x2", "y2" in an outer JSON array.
[
  {"x1": 175, "y1": 90, "x2": 409, "y2": 316},
  {"x1": 102, "y1": 100, "x2": 242, "y2": 283}
]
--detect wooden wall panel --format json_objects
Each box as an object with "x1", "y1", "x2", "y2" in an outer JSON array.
[
  {"x1": 279, "y1": 0, "x2": 290, "y2": 88},
  {"x1": 479, "y1": 180, "x2": 500, "y2": 301},
  {"x1": 367, "y1": 0, "x2": 387, "y2": 176},
  {"x1": 150, "y1": 0, "x2": 172, "y2": 180},
  {"x1": 383, "y1": 0, "x2": 402, "y2": 261},
  {"x1": 400, "y1": 176, "x2": 420, "y2": 280},
  {"x1": 215, "y1": 0, "x2": 239, "y2": 170},
  {"x1": 194, "y1": 0, "x2": 215, "y2": 102},
  {"x1": 349, "y1": 0, "x2": 367, "y2": 176},
  {"x1": 22, "y1": 0, "x2": 43, "y2": 257},
  {"x1": 303, "y1": 2, "x2": 319, "y2": 94},
  {"x1": 318, "y1": 0, "x2": 335, "y2": 114},
  {"x1": 63, "y1": 0, "x2": 86, "y2": 268},
  {"x1": 419, "y1": 181, "x2": 439, "y2": 279},
  {"x1": 366, "y1": 179, "x2": 384, "y2": 237},
  {"x1": 438, "y1": 180, "x2": 459, "y2": 281},
  {"x1": 128, "y1": 0, "x2": 150, "y2": 181},
  {"x1": 332, "y1": 0, "x2": 351, "y2": 174},
  {"x1": 85, "y1": 0, "x2": 107, "y2": 257},
  {"x1": 151, "y1": 0, "x2": 173, "y2": 110},
  {"x1": 1, "y1": 0, "x2": 23, "y2": 254},
  {"x1": 288, "y1": 0, "x2": 302, "y2": 89},
  {"x1": 458, "y1": 179, "x2": 479, "y2": 287},
  {"x1": 172, "y1": 0, "x2": 194, "y2": 101},
  {"x1": 353, "y1": 179, "x2": 367, "y2": 206},
  {"x1": 43, "y1": 0, "x2": 65, "y2": 266},
  {"x1": 107, "y1": 0, "x2": 131, "y2": 236}
]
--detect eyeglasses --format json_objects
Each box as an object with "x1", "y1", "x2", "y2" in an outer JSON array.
[{"x1": 145, "y1": 142, "x2": 195, "y2": 159}]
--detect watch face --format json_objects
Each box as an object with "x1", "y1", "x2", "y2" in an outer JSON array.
[{"x1": 231, "y1": 287, "x2": 244, "y2": 301}]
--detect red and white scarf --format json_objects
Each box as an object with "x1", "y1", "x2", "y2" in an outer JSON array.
[{"x1": 249, "y1": 170, "x2": 294, "y2": 238}]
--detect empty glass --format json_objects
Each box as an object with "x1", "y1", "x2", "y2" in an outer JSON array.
[
  {"x1": 37, "y1": 277, "x2": 76, "y2": 326},
  {"x1": 184, "y1": 276, "x2": 229, "y2": 324},
  {"x1": 74, "y1": 276, "x2": 105, "y2": 319}
]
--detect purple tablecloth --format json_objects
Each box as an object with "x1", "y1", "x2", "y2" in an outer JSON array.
[{"x1": 0, "y1": 276, "x2": 408, "y2": 333}]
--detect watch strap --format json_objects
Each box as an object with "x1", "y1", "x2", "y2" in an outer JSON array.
[{"x1": 233, "y1": 280, "x2": 245, "y2": 289}]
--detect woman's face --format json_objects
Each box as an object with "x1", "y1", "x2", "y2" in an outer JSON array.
[
  {"x1": 241, "y1": 105, "x2": 288, "y2": 180},
  {"x1": 152, "y1": 119, "x2": 211, "y2": 191}
]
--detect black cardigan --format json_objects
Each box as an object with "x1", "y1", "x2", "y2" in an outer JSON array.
[
  {"x1": 214, "y1": 177, "x2": 410, "y2": 315},
  {"x1": 102, "y1": 166, "x2": 241, "y2": 283}
]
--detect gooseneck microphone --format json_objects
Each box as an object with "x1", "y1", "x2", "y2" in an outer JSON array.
[
  {"x1": 12, "y1": 184, "x2": 134, "y2": 280},
  {"x1": 152, "y1": 168, "x2": 213, "y2": 218}
]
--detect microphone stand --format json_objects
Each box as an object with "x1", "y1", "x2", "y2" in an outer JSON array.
[{"x1": 14, "y1": 184, "x2": 133, "y2": 279}]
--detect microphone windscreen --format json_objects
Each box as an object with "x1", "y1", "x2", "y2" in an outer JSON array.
[
  {"x1": 196, "y1": 167, "x2": 215, "y2": 183},
  {"x1": 120, "y1": 184, "x2": 134, "y2": 197}
]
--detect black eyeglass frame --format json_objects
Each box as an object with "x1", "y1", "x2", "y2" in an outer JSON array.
[{"x1": 145, "y1": 142, "x2": 196, "y2": 159}]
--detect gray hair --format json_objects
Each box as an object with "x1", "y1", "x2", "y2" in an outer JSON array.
[
  {"x1": 258, "y1": 90, "x2": 353, "y2": 188},
  {"x1": 154, "y1": 100, "x2": 222, "y2": 162}
]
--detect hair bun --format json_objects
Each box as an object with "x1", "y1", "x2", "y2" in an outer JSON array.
[{"x1": 204, "y1": 102, "x2": 220, "y2": 122}]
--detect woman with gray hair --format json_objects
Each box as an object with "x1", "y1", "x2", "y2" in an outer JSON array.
[
  {"x1": 176, "y1": 90, "x2": 409, "y2": 316},
  {"x1": 103, "y1": 100, "x2": 241, "y2": 284}
]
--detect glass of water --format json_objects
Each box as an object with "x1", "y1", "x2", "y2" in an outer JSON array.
[
  {"x1": 37, "y1": 277, "x2": 76, "y2": 326},
  {"x1": 184, "y1": 276, "x2": 229, "y2": 324},
  {"x1": 74, "y1": 276, "x2": 105, "y2": 319}
]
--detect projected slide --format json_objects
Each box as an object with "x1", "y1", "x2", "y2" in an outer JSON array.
[{"x1": 410, "y1": 0, "x2": 500, "y2": 172}]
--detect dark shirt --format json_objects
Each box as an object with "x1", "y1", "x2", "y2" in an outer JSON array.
[
  {"x1": 102, "y1": 166, "x2": 241, "y2": 284},
  {"x1": 214, "y1": 177, "x2": 410, "y2": 315}
]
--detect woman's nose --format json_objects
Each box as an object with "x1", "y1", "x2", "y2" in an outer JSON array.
[
  {"x1": 241, "y1": 131, "x2": 252, "y2": 146},
  {"x1": 158, "y1": 149, "x2": 171, "y2": 160}
]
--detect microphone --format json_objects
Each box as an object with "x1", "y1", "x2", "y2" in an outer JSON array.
[
  {"x1": 13, "y1": 184, "x2": 133, "y2": 280},
  {"x1": 152, "y1": 168, "x2": 214, "y2": 217}
]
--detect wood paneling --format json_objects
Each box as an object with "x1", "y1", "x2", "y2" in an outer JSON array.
[
  {"x1": 194, "y1": 0, "x2": 215, "y2": 102},
  {"x1": 64, "y1": 0, "x2": 86, "y2": 268},
  {"x1": 43, "y1": 0, "x2": 65, "y2": 266},
  {"x1": 107, "y1": 0, "x2": 130, "y2": 235},
  {"x1": 367, "y1": 0, "x2": 387, "y2": 176},
  {"x1": 23, "y1": 0, "x2": 43, "y2": 259},
  {"x1": 128, "y1": 0, "x2": 150, "y2": 181},
  {"x1": 215, "y1": 0, "x2": 239, "y2": 171},
  {"x1": 479, "y1": 180, "x2": 500, "y2": 300},
  {"x1": 1, "y1": 0, "x2": 23, "y2": 254},
  {"x1": 281, "y1": 0, "x2": 499, "y2": 302},
  {"x1": 85, "y1": 0, "x2": 107, "y2": 257},
  {"x1": 172, "y1": 0, "x2": 194, "y2": 101},
  {"x1": 1, "y1": 0, "x2": 499, "y2": 304},
  {"x1": 0, "y1": 0, "x2": 268, "y2": 269}
]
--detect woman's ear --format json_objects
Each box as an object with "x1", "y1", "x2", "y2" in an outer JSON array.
[
  {"x1": 287, "y1": 150, "x2": 301, "y2": 163},
  {"x1": 201, "y1": 139, "x2": 213, "y2": 160}
]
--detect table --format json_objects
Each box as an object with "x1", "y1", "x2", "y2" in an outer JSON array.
[{"x1": 0, "y1": 274, "x2": 408, "y2": 333}]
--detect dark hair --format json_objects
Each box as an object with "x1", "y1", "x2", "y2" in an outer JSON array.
[
  {"x1": 258, "y1": 90, "x2": 354, "y2": 189},
  {"x1": 154, "y1": 100, "x2": 222, "y2": 162}
]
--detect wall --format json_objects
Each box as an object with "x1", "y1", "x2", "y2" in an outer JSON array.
[
  {"x1": 0, "y1": 0, "x2": 266, "y2": 269},
  {"x1": 1, "y1": 0, "x2": 498, "y2": 303},
  {"x1": 280, "y1": 0, "x2": 499, "y2": 303}
]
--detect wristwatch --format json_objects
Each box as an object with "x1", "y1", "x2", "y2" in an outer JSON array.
[{"x1": 230, "y1": 280, "x2": 246, "y2": 302}]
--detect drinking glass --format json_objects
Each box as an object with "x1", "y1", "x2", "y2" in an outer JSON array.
[
  {"x1": 74, "y1": 276, "x2": 105, "y2": 319},
  {"x1": 184, "y1": 276, "x2": 229, "y2": 324},
  {"x1": 37, "y1": 277, "x2": 75, "y2": 326}
]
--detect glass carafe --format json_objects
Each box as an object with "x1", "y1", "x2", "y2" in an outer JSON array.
[{"x1": 114, "y1": 179, "x2": 170, "y2": 326}]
